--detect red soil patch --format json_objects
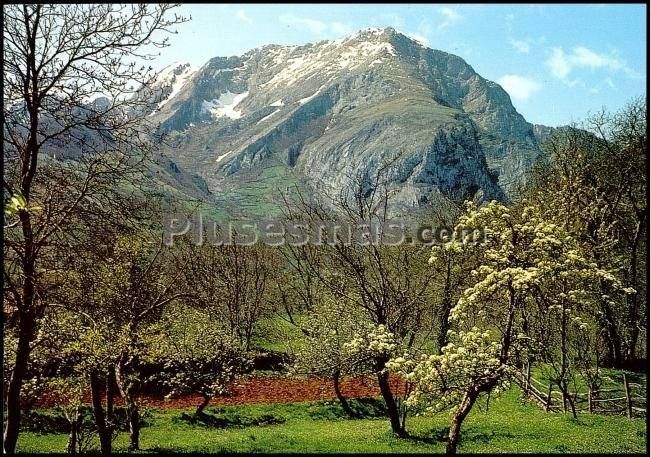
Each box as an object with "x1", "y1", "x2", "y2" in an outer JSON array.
[{"x1": 34, "y1": 374, "x2": 406, "y2": 410}]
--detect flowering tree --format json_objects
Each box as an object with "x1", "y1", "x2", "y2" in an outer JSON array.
[
  {"x1": 388, "y1": 200, "x2": 624, "y2": 454},
  {"x1": 15, "y1": 308, "x2": 116, "y2": 454},
  {"x1": 387, "y1": 329, "x2": 509, "y2": 454},
  {"x1": 342, "y1": 323, "x2": 411, "y2": 434},
  {"x1": 42, "y1": 377, "x2": 91, "y2": 455},
  {"x1": 158, "y1": 352, "x2": 251, "y2": 416},
  {"x1": 524, "y1": 99, "x2": 646, "y2": 366}
]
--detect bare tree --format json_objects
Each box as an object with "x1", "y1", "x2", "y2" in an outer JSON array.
[
  {"x1": 279, "y1": 164, "x2": 438, "y2": 436},
  {"x1": 2, "y1": 5, "x2": 187, "y2": 453},
  {"x1": 524, "y1": 98, "x2": 647, "y2": 367},
  {"x1": 179, "y1": 238, "x2": 279, "y2": 351}
]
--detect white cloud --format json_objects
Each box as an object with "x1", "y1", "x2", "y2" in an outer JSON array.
[
  {"x1": 437, "y1": 7, "x2": 463, "y2": 31},
  {"x1": 278, "y1": 14, "x2": 351, "y2": 37},
  {"x1": 509, "y1": 38, "x2": 530, "y2": 54},
  {"x1": 572, "y1": 46, "x2": 623, "y2": 70},
  {"x1": 235, "y1": 9, "x2": 252, "y2": 24},
  {"x1": 547, "y1": 48, "x2": 572, "y2": 79},
  {"x1": 497, "y1": 74, "x2": 541, "y2": 102},
  {"x1": 546, "y1": 46, "x2": 639, "y2": 81}
]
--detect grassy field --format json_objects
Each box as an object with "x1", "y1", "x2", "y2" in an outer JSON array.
[
  {"x1": 530, "y1": 365, "x2": 647, "y2": 392},
  {"x1": 17, "y1": 387, "x2": 646, "y2": 454},
  {"x1": 252, "y1": 314, "x2": 306, "y2": 353}
]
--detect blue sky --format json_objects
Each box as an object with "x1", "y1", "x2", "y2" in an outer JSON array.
[{"x1": 153, "y1": 4, "x2": 646, "y2": 126}]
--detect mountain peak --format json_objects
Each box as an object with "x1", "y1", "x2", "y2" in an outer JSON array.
[
  {"x1": 149, "y1": 27, "x2": 542, "y2": 204},
  {"x1": 346, "y1": 26, "x2": 397, "y2": 39},
  {"x1": 330, "y1": 26, "x2": 408, "y2": 48},
  {"x1": 240, "y1": 27, "x2": 417, "y2": 65}
]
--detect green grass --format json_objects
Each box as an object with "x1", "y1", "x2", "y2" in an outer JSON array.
[
  {"x1": 17, "y1": 387, "x2": 646, "y2": 454},
  {"x1": 221, "y1": 161, "x2": 301, "y2": 218},
  {"x1": 530, "y1": 364, "x2": 646, "y2": 394},
  {"x1": 252, "y1": 314, "x2": 306, "y2": 353}
]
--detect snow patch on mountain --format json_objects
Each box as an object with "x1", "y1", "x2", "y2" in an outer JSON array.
[
  {"x1": 154, "y1": 63, "x2": 197, "y2": 110},
  {"x1": 216, "y1": 150, "x2": 234, "y2": 163},
  {"x1": 202, "y1": 91, "x2": 249, "y2": 119},
  {"x1": 256, "y1": 109, "x2": 280, "y2": 124},
  {"x1": 299, "y1": 85, "x2": 326, "y2": 105},
  {"x1": 260, "y1": 31, "x2": 398, "y2": 89}
]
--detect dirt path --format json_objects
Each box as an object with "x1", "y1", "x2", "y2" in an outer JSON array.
[
  {"x1": 141, "y1": 374, "x2": 405, "y2": 409},
  {"x1": 36, "y1": 374, "x2": 405, "y2": 409}
]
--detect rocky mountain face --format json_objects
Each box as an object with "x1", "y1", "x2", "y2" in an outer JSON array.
[{"x1": 145, "y1": 27, "x2": 548, "y2": 216}]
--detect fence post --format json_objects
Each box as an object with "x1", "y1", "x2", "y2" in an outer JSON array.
[
  {"x1": 525, "y1": 362, "x2": 531, "y2": 394},
  {"x1": 623, "y1": 373, "x2": 632, "y2": 419},
  {"x1": 545, "y1": 382, "x2": 553, "y2": 412},
  {"x1": 587, "y1": 389, "x2": 592, "y2": 413}
]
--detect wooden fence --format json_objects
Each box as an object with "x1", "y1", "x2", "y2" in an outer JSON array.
[{"x1": 516, "y1": 364, "x2": 646, "y2": 418}]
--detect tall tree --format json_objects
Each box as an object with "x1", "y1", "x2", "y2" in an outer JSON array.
[
  {"x1": 523, "y1": 98, "x2": 647, "y2": 367},
  {"x1": 389, "y1": 201, "x2": 622, "y2": 454},
  {"x1": 179, "y1": 240, "x2": 279, "y2": 351},
  {"x1": 2, "y1": 5, "x2": 186, "y2": 452},
  {"x1": 280, "y1": 167, "x2": 438, "y2": 436},
  {"x1": 93, "y1": 233, "x2": 187, "y2": 451}
]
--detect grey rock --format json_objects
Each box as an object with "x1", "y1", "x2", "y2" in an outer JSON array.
[{"x1": 146, "y1": 27, "x2": 554, "y2": 215}]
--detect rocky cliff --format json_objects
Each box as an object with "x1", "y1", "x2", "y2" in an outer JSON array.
[{"x1": 144, "y1": 27, "x2": 548, "y2": 216}]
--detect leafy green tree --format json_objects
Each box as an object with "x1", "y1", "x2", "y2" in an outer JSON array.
[
  {"x1": 293, "y1": 299, "x2": 377, "y2": 418},
  {"x1": 16, "y1": 308, "x2": 109, "y2": 454},
  {"x1": 153, "y1": 305, "x2": 253, "y2": 416},
  {"x1": 103, "y1": 236, "x2": 186, "y2": 450}
]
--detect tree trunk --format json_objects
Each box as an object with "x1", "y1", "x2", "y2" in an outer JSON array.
[
  {"x1": 436, "y1": 260, "x2": 454, "y2": 354},
  {"x1": 66, "y1": 410, "x2": 81, "y2": 454},
  {"x1": 106, "y1": 368, "x2": 115, "y2": 428},
  {"x1": 90, "y1": 370, "x2": 112, "y2": 455},
  {"x1": 624, "y1": 218, "x2": 644, "y2": 363},
  {"x1": 126, "y1": 401, "x2": 140, "y2": 451},
  {"x1": 196, "y1": 395, "x2": 211, "y2": 416},
  {"x1": 3, "y1": 311, "x2": 37, "y2": 454},
  {"x1": 4, "y1": 27, "x2": 42, "y2": 453},
  {"x1": 115, "y1": 360, "x2": 140, "y2": 451},
  {"x1": 567, "y1": 393, "x2": 577, "y2": 419},
  {"x1": 436, "y1": 300, "x2": 453, "y2": 355},
  {"x1": 333, "y1": 370, "x2": 356, "y2": 418},
  {"x1": 446, "y1": 391, "x2": 477, "y2": 455},
  {"x1": 377, "y1": 370, "x2": 406, "y2": 437},
  {"x1": 599, "y1": 283, "x2": 623, "y2": 368}
]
